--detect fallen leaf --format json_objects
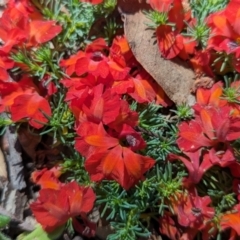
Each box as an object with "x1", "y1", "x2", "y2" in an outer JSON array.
[{"x1": 118, "y1": 0, "x2": 195, "y2": 105}]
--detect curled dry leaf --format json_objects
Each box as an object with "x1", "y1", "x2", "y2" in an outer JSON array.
[
  {"x1": 118, "y1": 0, "x2": 196, "y2": 105},
  {"x1": 191, "y1": 76, "x2": 215, "y2": 93}
]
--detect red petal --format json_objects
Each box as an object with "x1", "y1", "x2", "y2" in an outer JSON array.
[
  {"x1": 30, "y1": 20, "x2": 62, "y2": 44},
  {"x1": 11, "y1": 93, "x2": 51, "y2": 129}
]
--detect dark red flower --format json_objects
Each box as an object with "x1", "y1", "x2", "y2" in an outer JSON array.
[
  {"x1": 156, "y1": 25, "x2": 184, "y2": 59},
  {"x1": 75, "y1": 122, "x2": 155, "y2": 189},
  {"x1": 31, "y1": 181, "x2": 96, "y2": 234},
  {"x1": 169, "y1": 150, "x2": 212, "y2": 185},
  {"x1": 171, "y1": 189, "x2": 215, "y2": 229},
  {"x1": 31, "y1": 167, "x2": 62, "y2": 190}
]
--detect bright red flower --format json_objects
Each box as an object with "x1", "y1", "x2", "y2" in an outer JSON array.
[
  {"x1": 31, "y1": 167, "x2": 62, "y2": 190},
  {"x1": 0, "y1": 54, "x2": 14, "y2": 81},
  {"x1": 31, "y1": 181, "x2": 96, "y2": 234},
  {"x1": 190, "y1": 50, "x2": 214, "y2": 77},
  {"x1": 0, "y1": 4, "x2": 61, "y2": 52},
  {"x1": 109, "y1": 36, "x2": 138, "y2": 69},
  {"x1": 177, "y1": 119, "x2": 212, "y2": 152},
  {"x1": 29, "y1": 20, "x2": 62, "y2": 45},
  {"x1": 169, "y1": 150, "x2": 212, "y2": 185},
  {"x1": 0, "y1": 28, "x2": 27, "y2": 53},
  {"x1": 178, "y1": 107, "x2": 240, "y2": 151},
  {"x1": 75, "y1": 122, "x2": 155, "y2": 189},
  {"x1": 171, "y1": 189, "x2": 215, "y2": 229},
  {"x1": 74, "y1": 38, "x2": 130, "y2": 79},
  {"x1": 221, "y1": 204, "x2": 240, "y2": 236},
  {"x1": 193, "y1": 81, "x2": 225, "y2": 113},
  {"x1": 207, "y1": 2, "x2": 240, "y2": 58},
  {"x1": 0, "y1": 76, "x2": 37, "y2": 112},
  {"x1": 150, "y1": 0, "x2": 185, "y2": 59},
  {"x1": 156, "y1": 25, "x2": 184, "y2": 59},
  {"x1": 81, "y1": 85, "x2": 121, "y2": 125},
  {"x1": 178, "y1": 36, "x2": 197, "y2": 60},
  {"x1": 11, "y1": 92, "x2": 52, "y2": 129},
  {"x1": 7, "y1": 0, "x2": 37, "y2": 18},
  {"x1": 107, "y1": 99, "x2": 139, "y2": 132},
  {"x1": 159, "y1": 212, "x2": 180, "y2": 240},
  {"x1": 60, "y1": 51, "x2": 85, "y2": 76},
  {"x1": 148, "y1": 0, "x2": 173, "y2": 12},
  {"x1": 124, "y1": 69, "x2": 172, "y2": 106}
]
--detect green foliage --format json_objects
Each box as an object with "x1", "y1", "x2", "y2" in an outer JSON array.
[
  {"x1": 197, "y1": 166, "x2": 236, "y2": 212},
  {"x1": 17, "y1": 224, "x2": 64, "y2": 240},
  {"x1": 62, "y1": 152, "x2": 92, "y2": 186},
  {"x1": 40, "y1": 93, "x2": 75, "y2": 145},
  {"x1": 171, "y1": 104, "x2": 194, "y2": 121},
  {"x1": 144, "y1": 10, "x2": 168, "y2": 28},
  {"x1": 96, "y1": 162, "x2": 185, "y2": 239},
  {"x1": 138, "y1": 103, "x2": 180, "y2": 161},
  {"x1": 0, "y1": 215, "x2": 10, "y2": 229},
  {"x1": 0, "y1": 232, "x2": 11, "y2": 240},
  {"x1": 93, "y1": 0, "x2": 117, "y2": 17},
  {"x1": 0, "y1": 118, "x2": 13, "y2": 136},
  {"x1": 189, "y1": 0, "x2": 229, "y2": 23},
  {"x1": 222, "y1": 86, "x2": 240, "y2": 104},
  {"x1": 11, "y1": 44, "x2": 64, "y2": 81},
  {"x1": 103, "y1": 18, "x2": 122, "y2": 44},
  {"x1": 184, "y1": 21, "x2": 210, "y2": 48},
  {"x1": 31, "y1": 0, "x2": 96, "y2": 52}
]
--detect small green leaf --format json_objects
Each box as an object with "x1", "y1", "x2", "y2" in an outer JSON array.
[
  {"x1": 16, "y1": 224, "x2": 65, "y2": 240},
  {"x1": 0, "y1": 215, "x2": 11, "y2": 228}
]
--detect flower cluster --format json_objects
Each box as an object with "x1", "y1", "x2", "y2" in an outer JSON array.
[
  {"x1": 147, "y1": 0, "x2": 240, "y2": 76},
  {"x1": 30, "y1": 167, "x2": 96, "y2": 236},
  {"x1": 164, "y1": 81, "x2": 240, "y2": 239},
  {"x1": 1, "y1": 0, "x2": 240, "y2": 239},
  {"x1": 60, "y1": 37, "x2": 172, "y2": 190}
]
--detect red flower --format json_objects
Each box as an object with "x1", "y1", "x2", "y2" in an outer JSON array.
[
  {"x1": 31, "y1": 167, "x2": 62, "y2": 190},
  {"x1": 29, "y1": 20, "x2": 62, "y2": 45},
  {"x1": 109, "y1": 36, "x2": 138, "y2": 69},
  {"x1": 148, "y1": 0, "x2": 172, "y2": 12},
  {"x1": 31, "y1": 181, "x2": 96, "y2": 234},
  {"x1": 159, "y1": 212, "x2": 181, "y2": 240},
  {"x1": 177, "y1": 119, "x2": 212, "y2": 152},
  {"x1": 73, "y1": 38, "x2": 129, "y2": 79},
  {"x1": 169, "y1": 150, "x2": 212, "y2": 185},
  {"x1": 177, "y1": 107, "x2": 240, "y2": 167},
  {"x1": 207, "y1": 1, "x2": 240, "y2": 58},
  {"x1": 75, "y1": 122, "x2": 155, "y2": 189},
  {"x1": 221, "y1": 204, "x2": 240, "y2": 236},
  {"x1": 0, "y1": 2, "x2": 61, "y2": 52},
  {"x1": 178, "y1": 107, "x2": 240, "y2": 151},
  {"x1": 60, "y1": 51, "x2": 85, "y2": 76},
  {"x1": 171, "y1": 189, "x2": 215, "y2": 229},
  {"x1": 193, "y1": 81, "x2": 225, "y2": 114},
  {"x1": 156, "y1": 25, "x2": 184, "y2": 59},
  {"x1": 150, "y1": 0, "x2": 185, "y2": 59},
  {"x1": 0, "y1": 54, "x2": 14, "y2": 81},
  {"x1": 124, "y1": 69, "x2": 172, "y2": 106},
  {"x1": 81, "y1": 85, "x2": 121, "y2": 125},
  {"x1": 190, "y1": 50, "x2": 214, "y2": 77},
  {"x1": 11, "y1": 92, "x2": 52, "y2": 129}
]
